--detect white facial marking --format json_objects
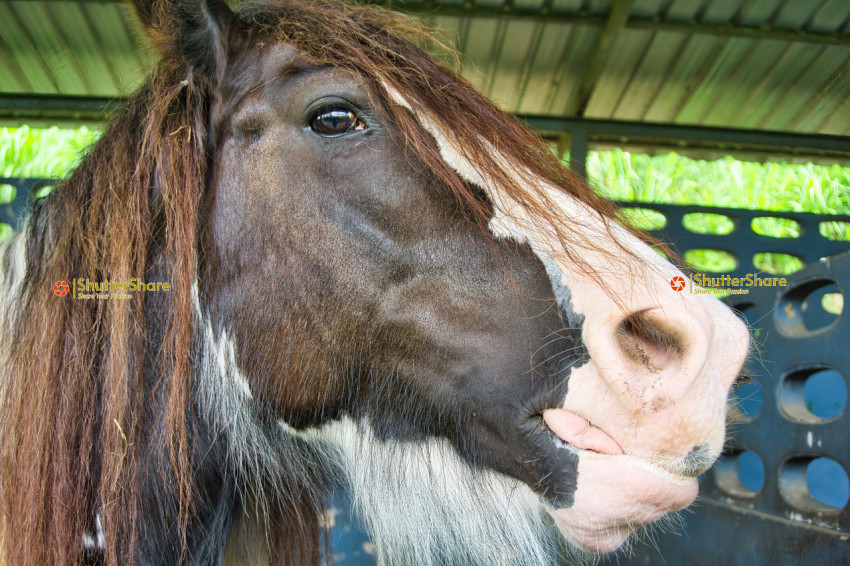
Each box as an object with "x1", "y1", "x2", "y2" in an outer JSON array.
[
  {"x1": 384, "y1": 84, "x2": 674, "y2": 309},
  {"x1": 385, "y1": 83, "x2": 750, "y2": 552},
  {"x1": 82, "y1": 513, "x2": 106, "y2": 550}
]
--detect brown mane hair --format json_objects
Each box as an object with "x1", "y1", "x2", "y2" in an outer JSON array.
[
  {"x1": 1, "y1": 42, "x2": 207, "y2": 566},
  {"x1": 0, "y1": 1, "x2": 650, "y2": 564}
]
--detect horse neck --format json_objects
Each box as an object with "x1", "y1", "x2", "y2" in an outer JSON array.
[{"x1": 130, "y1": 275, "x2": 330, "y2": 564}]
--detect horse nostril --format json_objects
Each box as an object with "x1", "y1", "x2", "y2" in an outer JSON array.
[{"x1": 615, "y1": 310, "x2": 686, "y2": 370}]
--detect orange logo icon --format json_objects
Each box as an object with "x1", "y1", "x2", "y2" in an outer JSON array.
[
  {"x1": 53, "y1": 281, "x2": 70, "y2": 296},
  {"x1": 670, "y1": 276, "x2": 686, "y2": 292}
]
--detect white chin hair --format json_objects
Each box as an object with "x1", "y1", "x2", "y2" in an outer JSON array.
[{"x1": 299, "y1": 417, "x2": 598, "y2": 566}]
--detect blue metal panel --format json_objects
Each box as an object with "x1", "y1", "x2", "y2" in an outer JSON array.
[
  {"x1": 0, "y1": 177, "x2": 53, "y2": 229},
  {"x1": 618, "y1": 201, "x2": 850, "y2": 279}
]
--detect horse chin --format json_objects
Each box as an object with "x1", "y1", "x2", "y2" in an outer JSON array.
[
  {"x1": 546, "y1": 449, "x2": 699, "y2": 554},
  {"x1": 540, "y1": 409, "x2": 700, "y2": 554}
]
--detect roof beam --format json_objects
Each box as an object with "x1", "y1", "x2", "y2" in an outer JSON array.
[
  {"x1": 523, "y1": 115, "x2": 850, "y2": 161},
  {"x1": 563, "y1": 0, "x2": 634, "y2": 117},
  {"x1": 12, "y1": 0, "x2": 850, "y2": 46},
  {"x1": 626, "y1": 18, "x2": 850, "y2": 47},
  {"x1": 0, "y1": 94, "x2": 124, "y2": 125}
]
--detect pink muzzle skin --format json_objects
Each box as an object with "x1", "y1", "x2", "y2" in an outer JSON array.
[{"x1": 543, "y1": 408, "x2": 700, "y2": 554}]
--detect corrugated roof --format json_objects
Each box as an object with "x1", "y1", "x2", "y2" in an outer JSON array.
[
  {"x1": 415, "y1": 0, "x2": 850, "y2": 136},
  {"x1": 0, "y1": 0, "x2": 151, "y2": 96},
  {"x1": 1, "y1": 0, "x2": 849, "y2": 158}
]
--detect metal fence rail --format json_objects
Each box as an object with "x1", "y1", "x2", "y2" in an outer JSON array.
[{"x1": 613, "y1": 201, "x2": 850, "y2": 280}]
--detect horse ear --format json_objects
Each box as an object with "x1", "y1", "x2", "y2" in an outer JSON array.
[{"x1": 130, "y1": 0, "x2": 236, "y2": 79}]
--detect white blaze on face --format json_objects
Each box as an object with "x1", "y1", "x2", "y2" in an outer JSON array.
[{"x1": 385, "y1": 85, "x2": 750, "y2": 552}]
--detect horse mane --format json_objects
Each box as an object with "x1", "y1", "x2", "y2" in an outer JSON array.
[
  {"x1": 0, "y1": 48, "x2": 207, "y2": 564},
  {"x1": 0, "y1": 1, "x2": 640, "y2": 564}
]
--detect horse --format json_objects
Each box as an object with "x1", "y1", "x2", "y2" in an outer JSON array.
[{"x1": 0, "y1": 0, "x2": 750, "y2": 564}]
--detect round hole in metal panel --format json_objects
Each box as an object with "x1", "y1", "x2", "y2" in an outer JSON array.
[
  {"x1": 714, "y1": 449, "x2": 765, "y2": 499},
  {"x1": 804, "y1": 369, "x2": 847, "y2": 420},
  {"x1": 682, "y1": 212, "x2": 736, "y2": 235},
  {"x1": 775, "y1": 278, "x2": 842, "y2": 336},
  {"x1": 778, "y1": 367, "x2": 846, "y2": 424},
  {"x1": 619, "y1": 207, "x2": 667, "y2": 231},
  {"x1": 780, "y1": 455, "x2": 849, "y2": 515},
  {"x1": 751, "y1": 216, "x2": 801, "y2": 239},
  {"x1": 752, "y1": 252, "x2": 803, "y2": 275},
  {"x1": 739, "y1": 451, "x2": 766, "y2": 494},
  {"x1": 807, "y1": 457, "x2": 849, "y2": 511},
  {"x1": 32, "y1": 184, "x2": 55, "y2": 200},
  {"x1": 819, "y1": 221, "x2": 850, "y2": 242},
  {"x1": 0, "y1": 184, "x2": 17, "y2": 204},
  {"x1": 729, "y1": 379, "x2": 764, "y2": 422},
  {"x1": 684, "y1": 249, "x2": 738, "y2": 273},
  {"x1": 822, "y1": 292, "x2": 843, "y2": 316}
]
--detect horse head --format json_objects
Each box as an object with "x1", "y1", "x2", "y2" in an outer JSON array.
[{"x1": 0, "y1": 0, "x2": 750, "y2": 564}]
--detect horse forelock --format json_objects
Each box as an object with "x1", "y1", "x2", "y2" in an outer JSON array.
[{"x1": 236, "y1": 0, "x2": 663, "y2": 292}]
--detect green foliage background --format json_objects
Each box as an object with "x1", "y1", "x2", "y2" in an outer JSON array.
[{"x1": 1, "y1": 126, "x2": 99, "y2": 179}]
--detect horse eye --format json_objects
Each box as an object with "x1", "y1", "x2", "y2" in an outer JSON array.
[{"x1": 310, "y1": 109, "x2": 366, "y2": 136}]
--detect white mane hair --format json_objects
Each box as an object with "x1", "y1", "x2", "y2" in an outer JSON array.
[{"x1": 300, "y1": 417, "x2": 581, "y2": 566}]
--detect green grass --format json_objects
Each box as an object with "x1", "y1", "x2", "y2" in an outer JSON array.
[
  {"x1": 586, "y1": 149, "x2": 850, "y2": 275},
  {"x1": 1, "y1": 125, "x2": 99, "y2": 180},
  {"x1": 588, "y1": 150, "x2": 850, "y2": 214}
]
